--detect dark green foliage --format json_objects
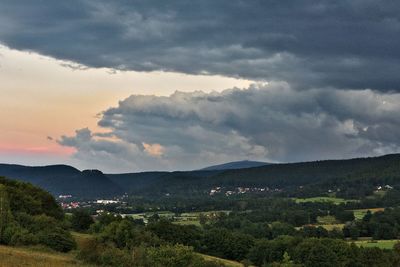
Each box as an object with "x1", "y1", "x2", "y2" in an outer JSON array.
[
  {"x1": 78, "y1": 238, "x2": 224, "y2": 267},
  {"x1": 359, "y1": 247, "x2": 393, "y2": 267},
  {"x1": 77, "y1": 238, "x2": 133, "y2": 266},
  {"x1": 301, "y1": 226, "x2": 329, "y2": 238},
  {"x1": 0, "y1": 177, "x2": 64, "y2": 219},
  {"x1": 0, "y1": 176, "x2": 75, "y2": 252},
  {"x1": 99, "y1": 219, "x2": 160, "y2": 249},
  {"x1": 0, "y1": 184, "x2": 13, "y2": 241},
  {"x1": 70, "y1": 209, "x2": 94, "y2": 232},
  {"x1": 247, "y1": 236, "x2": 300, "y2": 266},
  {"x1": 343, "y1": 207, "x2": 400, "y2": 240},
  {"x1": 0, "y1": 165, "x2": 122, "y2": 197},
  {"x1": 114, "y1": 154, "x2": 400, "y2": 198},
  {"x1": 3, "y1": 154, "x2": 399, "y2": 198},
  {"x1": 78, "y1": 208, "x2": 400, "y2": 267},
  {"x1": 8, "y1": 226, "x2": 38, "y2": 246},
  {"x1": 201, "y1": 228, "x2": 254, "y2": 260},
  {"x1": 334, "y1": 210, "x2": 355, "y2": 223},
  {"x1": 37, "y1": 228, "x2": 76, "y2": 252},
  {"x1": 247, "y1": 237, "x2": 396, "y2": 267},
  {"x1": 148, "y1": 219, "x2": 203, "y2": 249},
  {"x1": 343, "y1": 223, "x2": 360, "y2": 240}
]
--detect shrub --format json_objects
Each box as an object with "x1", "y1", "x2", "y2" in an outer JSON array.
[
  {"x1": 78, "y1": 238, "x2": 134, "y2": 266},
  {"x1": 71, "y1": 210, "x2": 94, "y2": 232},
  {"x1": 9, "y1": 227, "x2": 38, "y2": 246},
  {"x1": 38, "y1": 228, "x2": 76, "y2": 252}
]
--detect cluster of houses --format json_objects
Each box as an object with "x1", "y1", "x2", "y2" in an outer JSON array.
[
  {"x1": 60, "y1": 202, "x2": 80, "y2": 209},
  {"x1": 96, "y1": 199, "x2": 120, "y2": 204},
  {"x1": 376, "y1": 184, "x2": 393, "y2": 191},
  {"x1": 58, "y1": 194, "x2": 125, "y2": 210},
  {"x1": 209, "y1": 186, "x2": 281, "y2": 196}
]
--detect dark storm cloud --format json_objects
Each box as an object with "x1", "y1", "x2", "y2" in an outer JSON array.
[
  {"x1": 1, "y1": 0, "x2": 400, "y2": 90},
  {"x1": 59, "y1": 84, "x2": 400, "y2": 172}
]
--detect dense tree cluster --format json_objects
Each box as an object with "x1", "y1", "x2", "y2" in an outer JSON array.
[
  {"x1": 77, "y1": 214, "x2": 224, "y2": 267},
  {"x1": 76, "y1": 212, "x2": 400, "y2": 267},
  {"x1": 344, "y1": 208, "x2": 400, "y2": 240},
  {"x1": 109, "y1": 154, "x2": 400, "y2": 199},
  {"x1": 2, "y1": 152, "x2": 400, "y2": 267},
  {"x1": 0, "y1": 177, "x2": 75, "y2": 252}
]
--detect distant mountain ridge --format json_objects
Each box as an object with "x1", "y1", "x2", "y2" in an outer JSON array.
[
  {"x1": 0, "y1": 164, "x2": 122, "y2": 198},
  {"x1": 200, "y1": 160, "x2": 270, "y2": 171},
  {"x1": 1, "y1": 153, "x2": 400, "y2": 198}
]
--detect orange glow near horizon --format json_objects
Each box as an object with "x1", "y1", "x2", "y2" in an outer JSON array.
[{"x1": 0, "y1": 143, "x2": 76, "y2": 156}]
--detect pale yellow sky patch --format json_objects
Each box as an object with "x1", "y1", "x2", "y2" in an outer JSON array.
[{"x1": 142, "y1": 142, "x2": 165, "y2": 157}]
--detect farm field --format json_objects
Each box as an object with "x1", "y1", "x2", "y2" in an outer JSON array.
[
  {"x1": 174, "y1": 219, "x2": 202, "y2": 226},
  {"x1": 352, "y1": 208, "x2": 385, "y2": 220},
  {"x1": 314, "y1": 215, "x2": 345, "y2": 230},
  {"x1": 320, "y1": 223, "x2": 345, "y2": 231},
  {"x1": 351, "y1": 240, "x2": 400, "y2": 250},
  {"x1": 317, "y1": 215, "x2": 337, "y2": 224},
  {"x1": 125, "y1": 210, "x2": 231, "y2": 226},
  {"x1": 293, "y1": 197, "x2": 358, "y2": 205}
]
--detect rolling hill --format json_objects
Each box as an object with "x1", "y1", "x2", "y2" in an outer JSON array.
[
  {"x1": 113, "y1": 154, "x2": 400, "y2": 197},
  {"x1": 0, "y1": 164, "x2": 122, "y2": 197},
  {"x1": 200, "y1": 160, "x2": 270, "y2": 171},
  {"x1": 1, "y1": 153, "x2": 400, "y2": 198}
]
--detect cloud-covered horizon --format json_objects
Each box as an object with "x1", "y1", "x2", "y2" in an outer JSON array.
[
  {"x1": 58, "y1": 83, "x2": 400, "y2": 173},
  {"x1": 1, "y1": 1, "x2": 400, "y2": 91}
]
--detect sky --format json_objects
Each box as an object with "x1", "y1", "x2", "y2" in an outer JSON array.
[{"x1": 0, "y1": 1, "x2": 400, "y2": 173}]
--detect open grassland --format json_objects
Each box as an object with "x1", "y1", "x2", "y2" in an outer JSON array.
[
  {"x1": 352, "y1": 208, "x2": 385, "y2": 220},
  {"x1": 0, "y1": 232, "x2": 93, "y2": 267},
  {"x1": 293, "y1": 197, "x2": 358, "y2": 205},
  {"x1": 297, "y1": 216, "x2": 344, "y2": 231},
  {"x1": 174, "y1": 219, "x2": 202, "y2": 226},
  {"x1": 0, "y1": 232, "x2": 243, "y2": 267},
  {"x1": 351, "y1": 239, "x2": 400, "y2": 250},
  {"x1": 71, "y1": 232, "x2": 94, "y2": 248},
  {"x1": 200, "y1": 253, "x2": 245, "y2": 267},
  {"x1": 320, "y1": 223, "x2": 345, "y2": 231},
  {"x1": 127, "y1": 210, "x2": 231, "y2": 226},
  {"x1": 317, "y1": 215, "x2": 337, "y2": 224},
  {"x1": 174, "y1": 210, "x2": 231, "y2": 226},
  {"x1": 0, "y1": 245, "x2": 92, "y2": 267},
  {"x1": 299, "y1": 223, "x2": 344, "y2": 231}
]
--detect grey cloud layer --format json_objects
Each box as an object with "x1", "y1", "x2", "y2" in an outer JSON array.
[
  {"x1": 3, "y1": 1, "x2": 400, "y2": 171},
  {"x1": 1, "y1": 1, "x2": 400, "y2": 90},
  {"x1": 59, "y1": 84, "x2": 400, "y2": 172}
]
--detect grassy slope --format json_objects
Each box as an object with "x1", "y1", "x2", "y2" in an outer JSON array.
[
  {"x1": 0, "y1": 245, "x2": 92, "y2": 267},
  {"x1": 0, "y1": 232, "x2": 244, "y2": 267},
  {"x1": 352, "y1": 208, "x2": 385, "y2": 220},
  {"x1": 199, "y1": 254, "x2": 244, "y2": 267},
  {"x1": 0, "y1": 233, "x2": 93, "y2": 267}
]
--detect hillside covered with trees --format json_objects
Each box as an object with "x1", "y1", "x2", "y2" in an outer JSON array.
[
  {"x1": 1, "y1": 154, "x2": 399, "y2": 199},
  {"x1": 0, "y1": 176, "x2": 75, "y2": 252}
]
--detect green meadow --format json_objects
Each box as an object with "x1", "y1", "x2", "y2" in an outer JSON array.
[{"x1": 294, "y1": 196, "x2": 358, "y2": 205}]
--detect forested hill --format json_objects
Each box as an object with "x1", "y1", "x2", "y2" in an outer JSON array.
[
  {"x1": 200, "y1": 160, "x2": 270, "y2": 171},
  {"x1": 1, "y1": 154, "x2": 399, "y2": 198},
  {"x1": 0, "y1": 176, "x2": 75, "y2": 251},
  {"x1": 119, "y1": 153, "x2": 400, "y2": 197},
  {"x1": 0, "y1": 164, "x2": 122, "y2": 197},
  {"x1": 214, "y1": 153, "x2": 400, "y2": 187}
]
